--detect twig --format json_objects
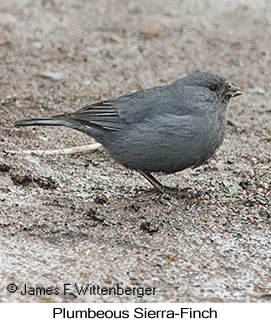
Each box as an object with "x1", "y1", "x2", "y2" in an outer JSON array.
[{"x1": 5, "y1": 143, "x2": 102, "y2": 156}]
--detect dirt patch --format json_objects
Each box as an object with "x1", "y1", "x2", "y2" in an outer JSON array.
[{"x1": 0, "y1": 0, "x2": 270, "y2": 302}]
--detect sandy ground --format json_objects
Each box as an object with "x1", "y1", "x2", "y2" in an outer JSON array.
[{"x1": 0, "y1": 0, "x2": 270, "y2": 302}]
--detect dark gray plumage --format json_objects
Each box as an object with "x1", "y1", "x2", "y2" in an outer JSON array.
[{"x1": 15, "y1": 72, "x2": 242, "y2": 192}]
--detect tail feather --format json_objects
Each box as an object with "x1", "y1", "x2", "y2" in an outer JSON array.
[
  {"x1": 15, "y1": 117, "x2": 68, "y2": 128},
  {"x1": 14, "y1": 115, "x2": 105, "y2": 142},
  {"x1": 15, "y1": 114, "x2": 84, "y2": 131}
]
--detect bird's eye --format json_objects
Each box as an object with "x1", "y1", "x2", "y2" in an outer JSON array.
[{"x1": 209, "y1": 84, "x2": 218, "y2": 92}]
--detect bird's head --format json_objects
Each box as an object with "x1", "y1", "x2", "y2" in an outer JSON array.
[{"x1": 183, "y1": 72, "x2": 242, "y2": 103}]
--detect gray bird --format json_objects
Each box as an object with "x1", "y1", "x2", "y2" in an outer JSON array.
[{"x1": 15, "y1": 72, "x2": 242, "y2": 192}]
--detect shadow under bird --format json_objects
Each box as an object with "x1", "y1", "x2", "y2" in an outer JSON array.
[{"x1": 15, "y1": 72, "x2": 242, "y2": 192}]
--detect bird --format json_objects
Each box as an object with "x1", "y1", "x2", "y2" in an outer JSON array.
[{"x1": 15, "y1": 72, "x2": 242, "y2": 193}]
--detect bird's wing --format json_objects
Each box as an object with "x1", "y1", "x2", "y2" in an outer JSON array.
[
  {"x1": 63, "y1": 81, "x2": 190, "y2": 131},
  {"x1": 66, "y1": 101, "x2": 124, "y2": 131}
]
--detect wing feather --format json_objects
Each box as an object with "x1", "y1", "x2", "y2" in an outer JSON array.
[{"x1": 64, "y1": 101, "x2": 124, "y2": 131}]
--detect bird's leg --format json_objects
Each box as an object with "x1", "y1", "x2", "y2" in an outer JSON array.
[{"x1": 137, "y1": 170, "x2": 165, "y2": 193}]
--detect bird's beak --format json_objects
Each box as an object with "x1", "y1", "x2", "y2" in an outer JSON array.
[{"x1": 225, "y1": 84, "x2": 243, "y2": 97}]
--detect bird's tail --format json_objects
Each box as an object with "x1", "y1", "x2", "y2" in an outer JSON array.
[
  {"x1": 16, "y1": 117, "x2": 64, "y2": 127},
  {"x1": 15, "y1": 115, "x2": 82, "y2": 130},
  {"x1": 15, "y1": 114, "x2": 105, "y2": 142}
]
